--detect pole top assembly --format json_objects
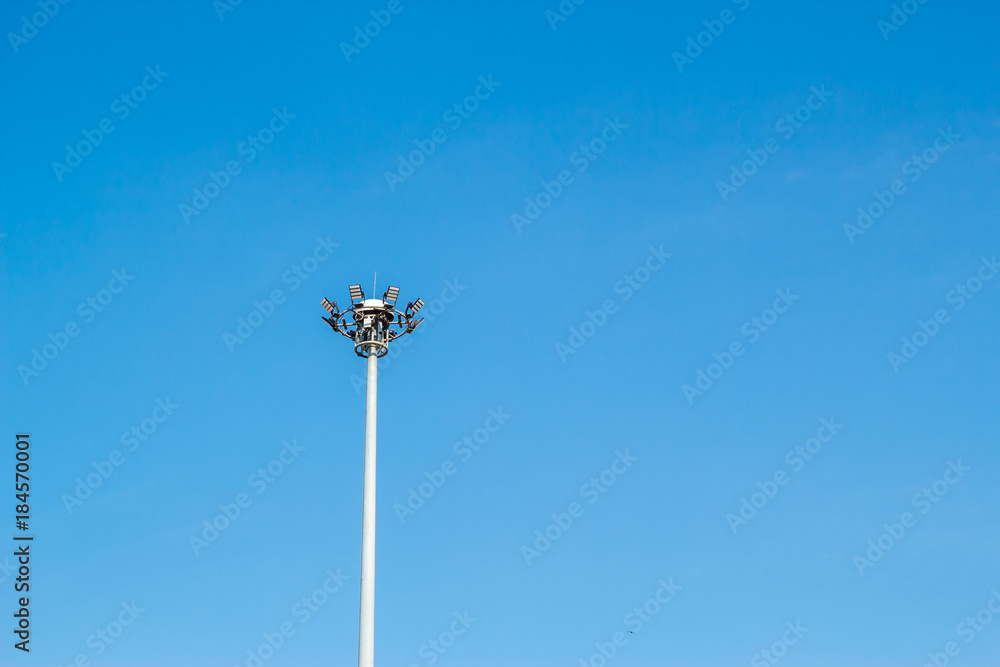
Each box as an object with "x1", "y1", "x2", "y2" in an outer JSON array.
[{"x1": 321, "y1": 283, "x2": 424, "y2": 358}]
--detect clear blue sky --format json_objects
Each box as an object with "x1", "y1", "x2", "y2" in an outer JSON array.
[{"x1": 2, "y1": 1, "x2": 999, "y2": 666}]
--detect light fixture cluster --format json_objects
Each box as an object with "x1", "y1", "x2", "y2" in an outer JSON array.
[{"x1": 321, "y1": 284, "x2": 424, "y2": 357}]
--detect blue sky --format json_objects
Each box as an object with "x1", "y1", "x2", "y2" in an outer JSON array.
[{"x1": 1, "y1": 1, "x2": 999, "y2": 665}]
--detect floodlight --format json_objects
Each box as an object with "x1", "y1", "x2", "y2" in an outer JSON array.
[
  {"x1": 410, "y1": 298, "x2": 424, "y2": 314},
  {"x1": 321, "y1": 298, "x2": 337, "y2": 314},
  {"x1": 349, "y1": 284, "x2": 365, "y2": 302},
  {"x1": 383, "y1": 286, "x2": 399, "y2": 304}
]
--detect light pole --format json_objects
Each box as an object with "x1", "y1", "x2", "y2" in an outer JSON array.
[{"x1": 321, "y1": 283, "x2": 424, "y2": 667}]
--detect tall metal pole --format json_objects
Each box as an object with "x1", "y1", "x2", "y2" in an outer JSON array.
[
  {"x1": 320, "y1": 285, "x2": 424, "y2": 667},
  {"x1": 358, "y1": 347, "x2": 378, "y2": 667}
]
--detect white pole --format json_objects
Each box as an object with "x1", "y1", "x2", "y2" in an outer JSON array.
[{"x1": 358, "y1": 347, "x2": 378, "y2": 667}]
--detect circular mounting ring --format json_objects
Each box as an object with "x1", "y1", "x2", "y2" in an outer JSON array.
[{"x1": 355, "y1": 339, "x2": 388, "y2": 358}]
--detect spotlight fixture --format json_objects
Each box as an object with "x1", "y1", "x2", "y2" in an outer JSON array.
[
  {"x1": 382, "y1": 286, "x2": 399, "y2": 305},
  {"x1": 349, "y1": 284, "x2": 365, "y2": 302},
  {"x1": 407, "y1": 298, "x2": 424, "y2": 315}
]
